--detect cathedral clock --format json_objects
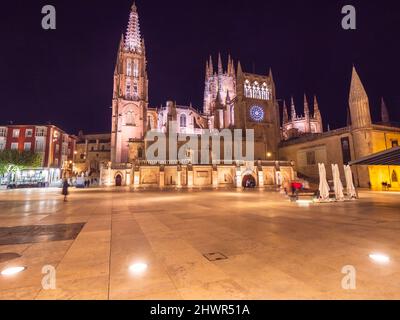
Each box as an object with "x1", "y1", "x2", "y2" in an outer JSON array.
[{"x1": 249, "y1": 105, "x2": 264, "y2": 122}]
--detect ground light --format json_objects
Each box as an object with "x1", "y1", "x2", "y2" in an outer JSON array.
[
  {"x1": 369, "y1": 253, "x2": 390, "y2": 264},
  {"x1": 296, "y1": 199, "x2": 313, "y2": 207},
  {"x1": 129, "y1": 262, "x2": 148, "y2": 274},
  {"x1": 1, "y1": 266, "x2": 26, "y2": 276}
]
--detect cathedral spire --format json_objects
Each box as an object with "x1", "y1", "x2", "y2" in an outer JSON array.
[
  {"x1": 237, "y1": 61, "x2": 243, "y2": 77},
  {"x1": 205, "y1": 60, "x2": 209, "y2": 80},
  {"x1": 114, "y1": 34, "x2": 124, "y2": 75},
  {"x1": 227, "y1": 54, "x2": 232, "y2": 75},
  {"x1": 349, "y1": 65, "x2": 372, "y2": 129},
  {"x1": 381, "y1": 97, "x2": 390, "y2": 124},
  {"x1": 290, "y1": 96, "x2": 296, "y2": 120},
  {"x1": 349, "y1": 65, "x2": 368, "y2": 102},
  {"x1": 209, "y1": 55, "x2": 214, "y2": 75},
  {"x1": 125, "y1": 2, "x2": 142, "y2": 51},
  {"x1": 304, "y1": 94, "x2": 311, "y2": 133},
  {"x1": 282, "y1": 100, "x2": 289, "y2": 124},
  {"x1": 218, "y1": 52, "x2": 223, "y2": 75},
  {"x1": 313, "y1": 95, "x2": 323, "y2": 131},
  {"x1": 304, "y1": 94, "x2": 310, "y2": 115},
  {"x1": 230, "y1": 59, "x2": 236, "y2": 76}
]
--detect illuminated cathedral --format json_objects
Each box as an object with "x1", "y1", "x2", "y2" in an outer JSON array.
[{"x1": 104, "y1": 3, "x2": 400, "y2": 191}]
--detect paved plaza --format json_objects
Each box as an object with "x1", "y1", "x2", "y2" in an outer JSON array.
[{"x1": 0, "y1": 187, "x2": 399, "y2": 300}]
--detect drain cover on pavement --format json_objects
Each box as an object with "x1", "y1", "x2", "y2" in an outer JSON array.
[
  {"x1": 0, "y1": 252, "x2": 21, "y2": 263},
  {"x1": 203, "y1": 252, "x2": 228, "y2": 262}
]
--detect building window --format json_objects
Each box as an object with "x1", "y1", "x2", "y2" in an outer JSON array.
[
  {"x1": 133, "y1": 59, "x2": 139, "y2": 77},
  {"x1": 0, "y1": 127, "x2": 7, "y2": 137},
  {"x1": 0, "y1": 142, "x2": 5, "y2": 150},
  {"x1": 80, "y1": 154, "x2": 85, "y2": 160},
  {"x1": 180, "y1": 114, "x2": 187, "y2": 127},
  {"x1": 13, "y1": 129, "x2": 20, "y2": 138},
  {"x1": 55, "y1": 145, "x2": 59, "y2": 153},
  {"x1": 36, "y1": 127, "x2": 47, "y2": 137},
  {"x1": 126, "y1": 111, "x2": 134, "y2": 126},
  {"x1": 54, "y1": 158, "x2": 59, "y2": 166},
  {"x1": 306, "y1": 151, "x2": 316, "y2": 165},
  {"x1": 341, "y1": 137, "x2": 352, "y2": 164},
  {"x1": 126, "y1": 59, "x2": 132, "y2": 76},
  {"x1": 24, "y1": 142, "x2": 31, "y2": 151},
  {"x1": 392, "y1": 170, "x2": 398, "y2": 183},
  {"x1": 35, "y1": 140, "x2": 45, "y2": 152},
  {"x1": 25, "y1": 129, "x2": 33, "y2": 137},
  {"x1": 101, "y1": 145, "x2": 105, "y2": 151},
  {"x1": 133, "y1": 80, "x2": 138, "y2": 97},
  {"x1": 138, "y1": 148, "x2": 143, "y2": 158},
  {"x1": 126, "y1": 79, "x2": 131, "y2": 98},
  {"x1": 244, "y1": 80, "x2": 270, "y2": 100},
  {"x1": 11, "y1": 143, "x2": 18, "y2": 150},
  {"x1": 392, "y1": 140, "x2": 399, "y2": 148}
]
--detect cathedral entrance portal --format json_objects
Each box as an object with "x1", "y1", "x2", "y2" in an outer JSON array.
[
  {"x1": 242, "y1": 175, "x2": 256, "y2": 188},
  {"x1": 115, "y1": 174, "x2": 122, "y2": 187}
]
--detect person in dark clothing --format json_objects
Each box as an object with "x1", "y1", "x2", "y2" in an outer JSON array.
[{"x1": 62, "y1": 179, "x2": 69, "y2": 202}]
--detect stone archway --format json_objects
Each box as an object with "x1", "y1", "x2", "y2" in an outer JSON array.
[
  {"x1": 242, "y1": 174, "x2": 256, "y2": 188},
  {"x1": 115, "y1": 174, "x2": 122, "y2": 187}
]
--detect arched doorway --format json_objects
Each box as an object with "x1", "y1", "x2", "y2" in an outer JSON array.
[
  {"x1": 115, "y1": 174, "x2": 122, "y2": 187},
  {"x1": 242, "y1": 175, "x2": 256, "y2": 188}
]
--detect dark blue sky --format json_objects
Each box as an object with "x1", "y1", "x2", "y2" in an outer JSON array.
[{"x1": 1, "y1": 0, "x2": 399, "y2": 134}]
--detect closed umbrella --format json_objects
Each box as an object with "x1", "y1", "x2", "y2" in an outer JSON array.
[
  {"x1": 318, "y1": 163, "x2": 330, "y2": 201},
  {"x1": 344, "y1": 165, "x2": 357, "y2": 199},
  {"x1": 332, "y1": 164, "x2": 344, "y2": 201}
]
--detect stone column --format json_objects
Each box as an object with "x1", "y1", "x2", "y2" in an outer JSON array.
[
  {"x1": 159, "y1": 171, "x2": 165, "y2": 188},
  {"x1": 134, "y1": 170, "x2": 140, "y2": 187},
  {"x1": 177, "y1": 170, "x2": 182, "y2": 188},
  {"x1": 258, "y1": 170, "x2": 264, "y2": 188},
  {"x1": 236, "y1": 169, "x2": 242, "y2": 188},
  {"x1": 212, "y1": 169, "x2": 218, "y2": 188},
  {"x1": 187, "y1": 170, "x2": 194, "y2": 188}
]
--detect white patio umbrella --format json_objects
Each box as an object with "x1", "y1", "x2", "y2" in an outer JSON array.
[
  {"x1": 332, "y1": 164, "x2": 344, "y2": 201},
  {"x1": 318, "y1": 163, "x2": 330, "y2": 201},
  {"x1": 344, "y1": 165, "x2": 357, "y2": 199}
]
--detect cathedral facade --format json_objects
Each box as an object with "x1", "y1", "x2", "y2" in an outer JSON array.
[
  {"x1": 103, "y1": 3, "x2": 399, "y2": 191},
  {"x1": 104, "y1": 3, "x2": 293, "y2": 188}
]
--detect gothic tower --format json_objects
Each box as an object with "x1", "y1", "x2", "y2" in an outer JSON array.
[
  {"x1": 203, "y1": 53, "x2": 236, "y2": 122},
  {"x1": 349, "y1": 66, "x2": 372, "y2": 130},
  {"x1": 349, "y1": 66, "x2": 373, "y2": 187},
  {"x1": 111, "y1": 2, "x2": 148, "y2": 163}
]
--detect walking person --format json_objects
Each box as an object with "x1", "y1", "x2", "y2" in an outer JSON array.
[{"x1": 62, "y1": 178, "x2": 69, "y2": 202}]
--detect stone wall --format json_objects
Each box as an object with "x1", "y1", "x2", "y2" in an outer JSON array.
[{"x1": 100, "y1": 162, "x2": 294, "y2": 189}]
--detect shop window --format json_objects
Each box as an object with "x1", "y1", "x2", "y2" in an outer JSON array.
[{"x1": 392, "y1": 140, "x2": 399, "y2": 147}]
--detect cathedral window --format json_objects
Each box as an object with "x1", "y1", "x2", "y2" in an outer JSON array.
[
  {"x1": 126, "y1": 79, "x2": 131, "y2": 99},
  {"x1": 126, "y1": 59, "x2": 132, "y2": 76},
  {"x1": 244, "y1": 80, "x2": 270, "y2": 100},
  {"x1": 180, "y1": 114, "x2": 187, "y2": 128},
  {"x1": 133, "y1": 80, "x2": 138, "y2": 97},
  {"x1": 244, "y1": 80, "x2": 251, "y2": 98},
  {"x1": 133, "y1": 59, "x2": 139, "y2": 77},
  {"x1": 126, "y1": 111, "x2": 134, "y2": 126}
]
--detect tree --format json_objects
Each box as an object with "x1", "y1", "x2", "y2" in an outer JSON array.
[{"x1": 0, "y1": 150, "x2": 43, "y2": 179}]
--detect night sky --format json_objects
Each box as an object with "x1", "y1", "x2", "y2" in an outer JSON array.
[{"x1": 1, "y1": 0, "x2": 399, "y2": 134}]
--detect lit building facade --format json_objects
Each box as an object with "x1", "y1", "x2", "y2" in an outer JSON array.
[
  {"x1": 0, "y1": 124, "x2": 77, "y2": 186},
  {"x1": 106, "y1": 3, "x2": 292, "y2": 188},
  {"x1": 279, "y1": 67, "x2": 400, "y2": 190},
  {"x1": 105, "y1": 3, "x2": 399, "y2": 191}
]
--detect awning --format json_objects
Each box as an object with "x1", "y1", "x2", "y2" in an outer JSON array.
[{"x1": 349, "y1": 146, "x2": 400, "y2": 166}]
